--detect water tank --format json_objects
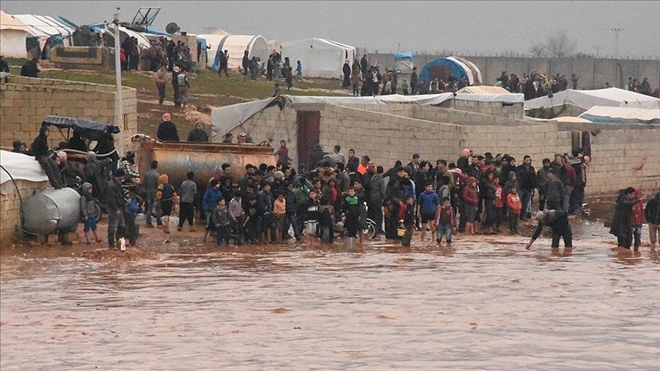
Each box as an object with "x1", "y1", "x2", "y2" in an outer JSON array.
[{"x1": 22, "y1": 188, "x2": 81, "y2": 236}]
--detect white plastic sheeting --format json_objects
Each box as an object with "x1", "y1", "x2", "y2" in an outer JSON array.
[
  {"x1": 524, "y1": 88, "x2": 660, "y2": 111},
  {"x1": 578, "y1": 106, "x2": 660, "y2": 125},
  {"x1": 0, "y1": 150, "x2": 48, "y2": 195},
  {"x1": 211, "y1": 93, "x2": 525, "y2": 139},
  {"x1": 281, "y1": 38, "x2": 356, "y2": 78}
]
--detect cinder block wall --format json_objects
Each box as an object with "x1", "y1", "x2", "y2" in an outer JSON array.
[
  {"x1": 0, "y1": 76, "x2": 138, "y2": 150},
  {"x1": 0, "y1": 179, "x2": 47, "y2": 249},
  {"x1": 587, "y1": 127, "x2": 660, "y2": 194}
]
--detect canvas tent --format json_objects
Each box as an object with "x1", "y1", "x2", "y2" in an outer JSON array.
[
  {"x1": 578, "y1": 106, "x2": 660, "y2": 125},
  {"x1": 524, "y1": 88, "x2": 660, "y2": 111},
  {"x1": 0, "y1": 11, "x2": 34, "y2": 58},
  {"x1": 281, "y1": 38, "x2": 356, "y2": 78},
  {"x1": 419, "y1": 56, "x2": 483, "y2": 86},
  {"x1": 197, "y1": 34, "x2": 231, "y2": 69},
  {"x1": 12, "y1": 14, "x2": 75, "y2": 47},
  {"x1": 90, "y1": 24, "x2": 151, "y2": 49},
  {"x1": 394, "y1": 51, "x2": 414, "y2": 75},
  {"x1": 210, "y1": 34, "x2": 269, "y2": 71}
]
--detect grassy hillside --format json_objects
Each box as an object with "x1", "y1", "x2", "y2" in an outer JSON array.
[{"x1": 4, "y1": 58, "x2": 350, "y2": 135}]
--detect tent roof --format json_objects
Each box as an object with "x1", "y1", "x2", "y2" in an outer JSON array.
[
  {"x1": 0, "y1": 150, "x2": 48, "y2": 192},
  {"x1": 281, "y1": 37, "x2": 355, "y2": 50},
  {"x1": 394, "y1": 51, "x2": 414, "y2": 60},
  {"x1": 419, "y1": 56, "x2": 481, "y2": 86},
  {"x1": 524, "y1": 88, "x2": 660, "y2": 110},
  {"x1": 0, "y1": 11, "x2": 33, "y2": 33},
  {"x1": 458, "y1": 86, "x2": 511, "y2": 95},
  {"x1": 12, "y1": 14, "x2": 75, "y2": 38},
  {"x1": 578, "y1": 106, "x2": 660, "y2": 125}
]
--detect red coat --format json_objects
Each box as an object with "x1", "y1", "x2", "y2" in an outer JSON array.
[
  {"x1": 631, "y1": 200, "x2": 644, "y2": 226},
  {"x1": 462, "y1": 186, "x2": 478, "y2": 207},
  {"x1": 507, "y1": 193, "x2": 522, "y2": 213},
  {"x1": 494, "y1": 183, "x2": 504, "y2": 208}
]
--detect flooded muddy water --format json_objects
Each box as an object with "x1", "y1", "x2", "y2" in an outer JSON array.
[{"x1": 1, "y1": 222, "x2": 659, "y2": 369}]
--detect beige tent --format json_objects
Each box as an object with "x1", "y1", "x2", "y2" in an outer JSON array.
[{"x1": 0, "y1": 11, "x2": 33, "y2": 58}]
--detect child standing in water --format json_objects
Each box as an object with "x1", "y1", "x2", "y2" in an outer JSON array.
[
  {"x1": 434, "y1": 197, "x2": 455, "y2": 246},
  {"x1": 80, "y1": 182, "x2": 102, "y2": 244}
]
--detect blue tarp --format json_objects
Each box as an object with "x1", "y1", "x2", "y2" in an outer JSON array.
[
  {"x1": 419, "y1": 57, "x2": 468, "y2": 83},
  {"x1": 394, "y1": 51, "x2": 413, "y2": 60}
]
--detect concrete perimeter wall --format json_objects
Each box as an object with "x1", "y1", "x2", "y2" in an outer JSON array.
[
  {"x1": 0, "y1": 76, "x2": 138, "y2": 150},
  {"x1": 0, "y1": 179, "x2": 47, "y2": 249},
  {"x1": 367, "y1": 54, "x2": 660, "y2": 90}
]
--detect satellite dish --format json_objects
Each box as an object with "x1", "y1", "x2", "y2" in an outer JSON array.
[{"x1": 166, "y1": 22, "x2": 180, "y2": 34}]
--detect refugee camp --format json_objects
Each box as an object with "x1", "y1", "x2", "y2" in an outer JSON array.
[{"x1": 1, "y1": 1, "x2": 659, "y2": 369}]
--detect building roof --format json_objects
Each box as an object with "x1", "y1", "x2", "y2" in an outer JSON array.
[{"x1": 525, "y1": 88, "x2": 660, "y2": 111}]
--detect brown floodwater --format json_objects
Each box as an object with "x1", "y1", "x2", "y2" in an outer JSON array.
[{"x1": 1, "y1": 221, "x2": 659, "y2": 370}]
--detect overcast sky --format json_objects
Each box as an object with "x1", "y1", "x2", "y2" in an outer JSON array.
[{"x1": 3, "y1": 1, "x2": 659, "y2": 58}]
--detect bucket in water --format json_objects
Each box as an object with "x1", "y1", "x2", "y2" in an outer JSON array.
[{"x1": 397, "y1": 227, "x2": 406, "y2": 237}]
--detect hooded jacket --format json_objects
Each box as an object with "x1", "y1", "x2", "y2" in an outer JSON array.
[
  {"x1": 645, "y1": 193, "x2": 660, "y2": 225},
  {"x1": 31, "y1": 126, "x2": 50, "y2": 158},
  {"x1": 80, "y1": 182, "x2": 97, "y2": 218}
]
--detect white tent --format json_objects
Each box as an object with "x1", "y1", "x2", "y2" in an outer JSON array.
[
  {"x1": 100, "y1": 24, "x2": 151, "y2": 49},
  {"x1": 198, "y1": 34, "x2": 231, "y2": 69},
  {"x1": 209, "y1": 34, "x2": 269, "y2": 71},
  {"x1": 12, "y1": 14, "x2": 75, "y2": 47},
  {"x1": 0, "y1": 11, "x2": 33, "y2": 58},
  {"x1": 281, "y1": 38, "x2": 356, "y2": 78},
  {"x1": 578, "y1": 106, "x2": 660, "y2": 125},
  {"x1": 525, "y1": 88, "x2": 660, "y2": 111}
]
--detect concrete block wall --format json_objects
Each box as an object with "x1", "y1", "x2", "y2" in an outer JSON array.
[
  {"x1": 0, "y1": 76, "x2": 138, "y2": 150},
  {"x1": 0, "y1": 180, "x2": 47, "y2": 249},
  {"x1": 586, "y1": 127, "x2": 660, "y2": 195},
  {"x1": 319, "y1": 104, "x2": 466, "y2": 168}
]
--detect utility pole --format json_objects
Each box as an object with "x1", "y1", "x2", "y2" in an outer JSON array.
[
  {"x1": 113, "y1": 8, "x2": 124, "y2": 157},
  {"x1": 611, "y1": 28, "x2": 623, "y2": 59}
]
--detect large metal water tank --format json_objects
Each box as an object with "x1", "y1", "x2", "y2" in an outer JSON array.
[{"x1": 22, "y1": 188, "x2": 81, "y2": 236}]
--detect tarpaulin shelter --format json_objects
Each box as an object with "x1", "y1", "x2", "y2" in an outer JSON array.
[
  {"x1": 578, "y1": 106, "x2": 660, "y2": 125},
  {"x1": 0, "y1": 11, "x2": 34, "y2": 58},
  {"x1": 281, "y1": 38, "x2": 356, "y2": 78},
  {"x1": 89, "y1": 24, "x2": 151, "y2": 49},
  {"x1": 210, "y1": 34, "x2": 269, "y2": 71},
  {"x1": 524, "y1": 88, "x2": 660, "y2": 111},
  {"x1": 393, "y1": 51, "x2": 414, "y2": 75},
  {"x1": 419, "y1": 56, "x2": 482, "y2": 86}
]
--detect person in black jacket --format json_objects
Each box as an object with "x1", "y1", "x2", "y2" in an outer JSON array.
[
  {"x1": 609, "y1": 187, "x2": 643, "y2": 249},
  {"x1": 645, "y1": 192, "x2": 660, "y2": 250},
  {"x1": 157, "y1": 113, "x2": 180, "y2": 142},
  {"x1": 525, "y1": 209, "x2": 572, "y2": 250},
  {"x1": 103, "y1": 169, "x2": 127, "y2": 249},
  {"x1": 186, "y1": 122, "x2": 208, "y2": 142},
  {"x1": 516, "y1": 155, "x2": 537, "y2": 220},
  {"x1": 0, "y1": 55, "x2": 10, "y2": 73},
  {"x1": 20, "y1": 58, "x2": 40, "y2": 77},
  {"x1": 30, "y1": 126, "x2": 61, "y2": 189}
]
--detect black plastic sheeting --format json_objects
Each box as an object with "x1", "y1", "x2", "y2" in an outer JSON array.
[{"x1": 42, "y1": 115, "x2": 120, "y2": 141}]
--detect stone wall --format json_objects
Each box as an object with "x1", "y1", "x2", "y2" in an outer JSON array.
[
  {"x1": 366, "y1": 54, "x2": 660, "y2": 90},
  {"x1": 0, "y1": 179, "x2": 47, "y2": 249},
  {"x1": 0, "y1": 76, "x2": 138, "y2": 150}
]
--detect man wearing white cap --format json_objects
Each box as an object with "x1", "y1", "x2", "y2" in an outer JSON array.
[{"x1": 157, "y1": 113, "x2": 179, "y2": 142}]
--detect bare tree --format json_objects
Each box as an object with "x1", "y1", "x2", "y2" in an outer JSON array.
[{"x1": 529, "y1": 31, "x2": 578, "y2": 58}]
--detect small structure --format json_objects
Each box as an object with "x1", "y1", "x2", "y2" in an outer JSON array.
[
  {"x1": 0, "y1": 11, "x2": 34, "y2": 58},
  {"x1": 281, "y1": 38, "x2": 356, "y2": 78},
  {"x1": 419, "y1": 56, "x2": 483, "y2": 86},
  {"x1": 209, "y1": 34, "x2": 269, "y2": 72},
  {"x1": 393, "y1": 51, "x2": 414, "y2": 75},
  {"x1": 524, "y1": 88, "x2": 660, "y2": 115}
]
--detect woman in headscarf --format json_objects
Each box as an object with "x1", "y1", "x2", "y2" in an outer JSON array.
[{"x1": 342, "y1": 59, "x2": 351, "y2": 88}]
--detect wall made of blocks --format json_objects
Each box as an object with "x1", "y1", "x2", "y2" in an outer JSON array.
[
  {"x1": 586, "y1": 127, "x2": 660, "y2": 195},
  {"x1": 0, "y1": 76, "x2": 138, "y2": 150},
  {"x1": 319, "y1": 104, "x2": 466, "y2": 168},
  {"x1": 0, "y1": 180, "x2": 47, "y2": 250}
]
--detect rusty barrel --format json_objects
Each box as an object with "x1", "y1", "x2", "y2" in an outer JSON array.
[{"x1": 137, "y1": 139, "x2": 276, "y2": 188}]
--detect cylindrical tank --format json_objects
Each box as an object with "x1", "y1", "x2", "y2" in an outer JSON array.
[
  {"x1": 22, "y1": 188, "x2": 81, "y2": 236},
  {"x1": 136, "y1": 138, "x2": 276, "y2": 189}
]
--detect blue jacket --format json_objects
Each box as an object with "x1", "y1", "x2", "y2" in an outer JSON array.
[
  {"x1": 203, "y1": 186, "x2": 223, "y2": 212},
  {"x1": 418, "y1": 190, "x2": 439, "y2": 215},
  {"x1": 124, "y1": 198, "x2": 139, "y2": 216}
]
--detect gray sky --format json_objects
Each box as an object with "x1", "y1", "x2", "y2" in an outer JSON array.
[{"x1": 3, "y1": 1, "x2": 659, "y2": 58}]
